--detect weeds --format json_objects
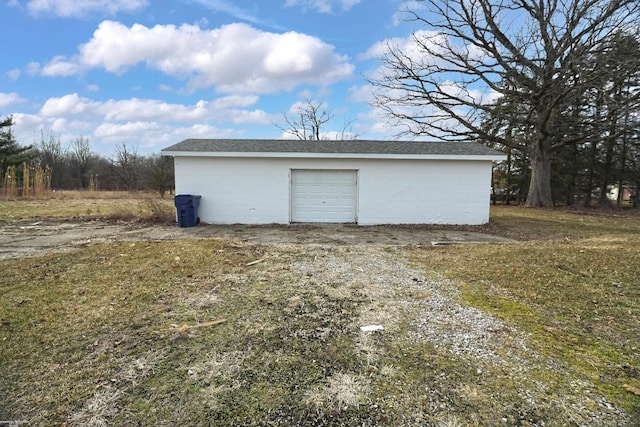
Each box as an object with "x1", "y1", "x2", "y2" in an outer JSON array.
[{"x1": 102, "y1": 199, "x2": 175, "y2": 224}]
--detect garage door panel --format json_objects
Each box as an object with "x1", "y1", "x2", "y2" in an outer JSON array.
[{"x1": 291, "y1": 170, "x2": 357, "y2": 223}]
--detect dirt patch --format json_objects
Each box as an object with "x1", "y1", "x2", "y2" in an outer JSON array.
[{"x1": 0, "y1": 220, "x2": 514, "y2": 260}]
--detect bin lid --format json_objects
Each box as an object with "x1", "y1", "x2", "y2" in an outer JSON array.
[{"x1": 174, "y1": 194, "x2": 201, "y2": 205}]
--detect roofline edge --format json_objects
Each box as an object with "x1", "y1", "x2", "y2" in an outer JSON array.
[{"x1": 161, "y1": 150, "x2": 507, "y2": 161}]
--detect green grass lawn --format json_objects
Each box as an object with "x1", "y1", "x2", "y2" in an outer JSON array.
[{"x1": 0, "y1": 199, "x2": 638, "y2": 426}]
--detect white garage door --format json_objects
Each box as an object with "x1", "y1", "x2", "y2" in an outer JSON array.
[{"x1": 291, "y1": 170, "x2": 357, "y2": 223}]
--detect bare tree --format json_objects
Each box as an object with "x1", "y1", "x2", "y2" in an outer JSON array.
[
  {"x1": 275, "y1": 99, "x2": 358, "y2": 141},
  {"x1": 144, "y1": 154, "x2": 174, "y2": 197},
  {"x1": 276, "y1": 99, "x2": 334, "y2": 140},
  {"x1": 71, "y1": 136, "x2": 94, "y2": 189},
  {"x1": 112, "y1": 144, "x2": 141, "y2": 191},
  {"x1": 370, "y1": 0, "x2": 639, "y2": 207},
  {"x1": 35, "y1": 130, "x2": 66, "y2": 189}
]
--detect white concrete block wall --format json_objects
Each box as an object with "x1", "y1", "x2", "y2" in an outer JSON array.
[
  {"x1": 173, "y1": 156, "x2": 493, "y2": 225},
  {"x1": 174, "y1": 157, "x2": 290, "y2": 224},
  {"x1": 357, "y1": 159, "x2": 491, "y2": 225}
]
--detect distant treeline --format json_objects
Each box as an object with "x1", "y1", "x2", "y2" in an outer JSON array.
[{"x1": 1, "y1": 126, "x2": 174, "y2": 198}]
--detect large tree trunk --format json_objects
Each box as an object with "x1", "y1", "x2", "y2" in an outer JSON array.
[{"x1": 525, "y1": 143, "x2": 554, "y2": 207}]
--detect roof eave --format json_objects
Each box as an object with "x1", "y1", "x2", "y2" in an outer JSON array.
[{"x1": 161, "y1": 151, "x2": 507, "y2": 161}]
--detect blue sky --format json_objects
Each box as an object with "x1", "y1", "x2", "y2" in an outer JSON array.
[{"x1": 1, "y1": 0, "x2": 422, "y2": 156}]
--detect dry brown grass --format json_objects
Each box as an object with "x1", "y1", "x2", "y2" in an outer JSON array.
[
  {"x1": 0, "y1": 191, "x2": 175, "y2": 223},
  {"x1": 1, "y1": 201, "x2": 639, "y2": 425},
  {"x1": 305, "y1": 373, "x2": 371, "y2": 411},
  {"x1": 1, "y1": 189, "x2": 163, "y2": 201}
]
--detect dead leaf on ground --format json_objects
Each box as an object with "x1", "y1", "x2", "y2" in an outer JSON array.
[{"x1": 623, "y1": 384, "x2": 640, "y2": 396}]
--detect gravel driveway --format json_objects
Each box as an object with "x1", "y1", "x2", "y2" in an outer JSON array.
[{"x1": 290, "y1": 245, "x2": 627, "y2": 425}]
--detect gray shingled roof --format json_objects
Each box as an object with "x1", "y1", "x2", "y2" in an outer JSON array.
[{"x1": 161, "y1": 138, "x2": 505, "y2": 157}]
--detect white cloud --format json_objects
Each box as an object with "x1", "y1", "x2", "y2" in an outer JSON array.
[
  {"x1": 26, "y1": 62, "x2": 41, "y2": 76},
  {"x1": 189, "y1": 0, "x2": 265, "y2": 27},
  {"x1": 40, "y1": 55, "x2": 82, "y2": 77},
  {"x1": 12, "y1": 110, "x2": 236, "y2": 152},
  {"x1": 26, "y1": 0, "x2": 148, "y2": 18},
  {"x1": 38, "y1": 93, "x2": 272, "y2": 124},
  {"x1": 0, "y1": 92, "x2": 23, "y2": 109},
  {"x1": 12, "y1": 113, "x2": 94, "y2": 142},
  {"x1": 285, "y1": 0, "x2": 361, "y2": 13},
  {"x1": 11, "y1": 93, "x2": 275, "y2": 153},
  {"x1": 40, "y1": 93, "x2": 96, "y2": 117},
  {"x1": 391, "y1": 1, "x2": 427, "y2": 26},
  {"x1": 6, "y1": 69, "x2": 21, "y2": 81},
  {"x1": 344, "y1": 97, "x2": 406, "y2": 138},
  {"x1": 39, "y1": 21, "x2": 354, "y2": 94},
  {"x1": 93, "y1": 120, "x2": 162, "y2": 139},
  {"x1": 359, "y1": 30, "x2": 450, "y2": 63},
  {"x1": 92, "y1": 122, "x2": 236, "y2": 150},
  {"x1": 347, "y1": 84, "x2": 373, "y2": 104}
]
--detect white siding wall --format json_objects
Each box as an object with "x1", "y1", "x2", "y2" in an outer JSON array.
[{"x1": 173, "y1": 156, "x2": 493, "y2": 225}]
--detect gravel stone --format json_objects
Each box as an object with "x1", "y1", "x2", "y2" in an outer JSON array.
[{"x1": 290, "y1": 244, "x2": 631, "y2": 426}]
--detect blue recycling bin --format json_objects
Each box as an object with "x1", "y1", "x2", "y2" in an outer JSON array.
[{"x1": 174, "y1": 194, "x2": 201, "y2": 227}]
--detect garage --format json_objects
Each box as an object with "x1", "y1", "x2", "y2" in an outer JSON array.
[
  {"x1": 290, "y1": 170, "x2": 357, "y2": 223},
  {"x1": 161, "y1": 139, "x2": 506, "y2": 225}
]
